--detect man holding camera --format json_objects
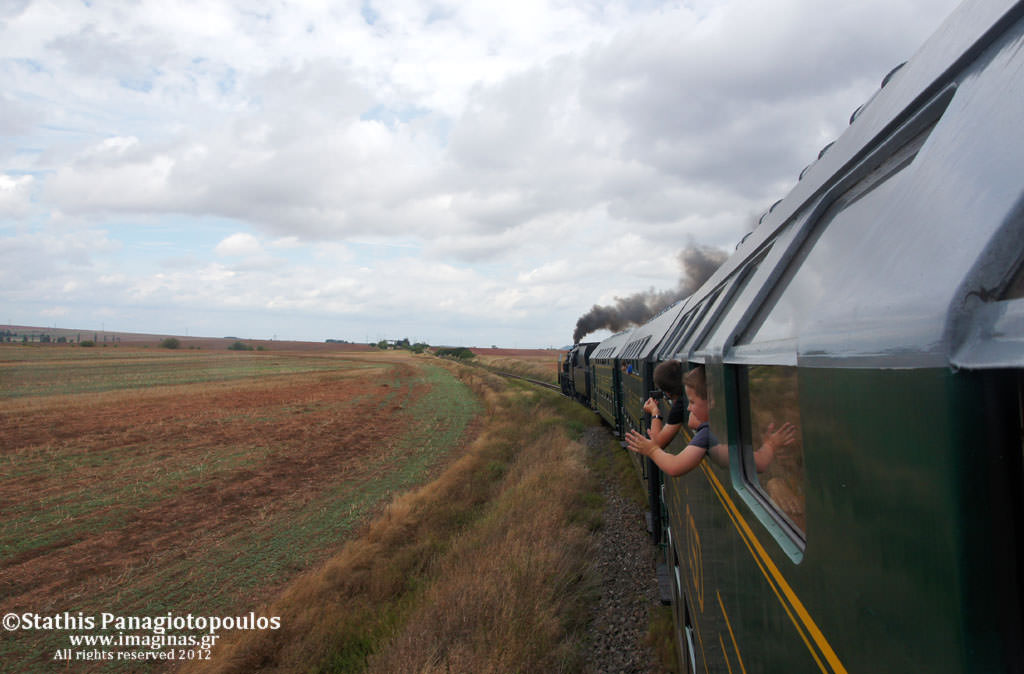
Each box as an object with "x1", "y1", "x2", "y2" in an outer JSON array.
[{"x1": 642, "y1": 360, "x2": 689, "y2": 449}]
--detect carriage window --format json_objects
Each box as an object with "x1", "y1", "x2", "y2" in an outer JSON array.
[
  {"x1": 685, "y1": 289, "x2": 726, "y2": 354},
  {"x1": 660, "y1": 309, "x2": 698, "y2": 359},
  {"x1": 1003, "y1": 258, "x2": 1024, "y2": 300},
  {"x1": 701, "y1": 247, "x2": 771, "y2": 351},
  {"x1": 738, "y1": 365, "x2": 806, "y2": 541},
  {"x1": 738, "y1": 121, "x2": 938, "y2": 348},
  {"x1": 702, "y1": 366, "x2": 731, "y2": 475}
]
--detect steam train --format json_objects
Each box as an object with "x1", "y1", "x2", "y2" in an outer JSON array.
[{"x1": 560, "y1": 1, "x2": 1024, "y2": 671}]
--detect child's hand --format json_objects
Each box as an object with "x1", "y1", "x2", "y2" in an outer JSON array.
[
  {"x1": 764, "y1": 422, "x2": 797, "y2": 452},
  {"x1": 625, "y1": 429, "x2": 656, "y2": 457}
]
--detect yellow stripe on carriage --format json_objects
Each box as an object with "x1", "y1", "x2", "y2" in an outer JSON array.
[
  {"x1": 717, "y1": 590, "x2": 748, "y2": 674},
  {"x1": 701, "y1": 466, "x2": 827, "y2": 672},
  {"x1": 700, "y1": 463, "x2": 848, "y2": 674}
]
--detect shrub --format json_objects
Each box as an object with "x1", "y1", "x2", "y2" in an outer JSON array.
[
  {"x1": 436, "y1": 347, "x2": 475, "y2": 360},
  {"x1": 159, "y1": 338, "x2": 181, "y2": 349},
  {"x1": 228, "y1": 341, "x2": 254, "y2": 351}
]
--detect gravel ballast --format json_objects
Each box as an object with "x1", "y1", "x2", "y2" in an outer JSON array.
[{"x1": 583, "y1": 426, "x2": 665, "y2": 673}]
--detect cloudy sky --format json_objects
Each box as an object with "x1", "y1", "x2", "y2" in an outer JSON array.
[{"x1": 1, "y1": 0, "x2": 961, "y2": 348}]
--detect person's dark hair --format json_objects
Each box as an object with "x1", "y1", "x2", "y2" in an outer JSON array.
[
  {"x1": 653, "y1": 360, "x2": 683, "y2": 397},
  {"x1": 683, "y1": 365, "x2": 707, "y2": 400}
]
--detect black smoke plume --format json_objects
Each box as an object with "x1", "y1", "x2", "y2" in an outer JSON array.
[{"x1": 572, "y1": 243, "x2": 728, "y2": 343}]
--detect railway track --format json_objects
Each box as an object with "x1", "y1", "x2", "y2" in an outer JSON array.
[
  {"x1": 433, "y1": 354, "x2": 563, "y2": 393},
  {"x1": 488, "y1": 369, "x2": 562, "y2": 393}
]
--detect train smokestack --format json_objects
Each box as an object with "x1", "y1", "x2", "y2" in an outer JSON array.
[{"x1": 572, "y1": 243, "x2": 727, "y2": 343}]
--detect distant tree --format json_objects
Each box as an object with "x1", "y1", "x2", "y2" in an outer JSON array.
[
  {"x1": 159, "y1": 337, "x2": 181, "y2": 349},
  {"x1": 80, "y1": 340, "x2": 95, "y2": 347},
  {"x1": 435, "y1": 347, "x2": 475, "y2": 360},
  {"x1": 228, "y1": 341, "x2": 254, "y2": 351}
]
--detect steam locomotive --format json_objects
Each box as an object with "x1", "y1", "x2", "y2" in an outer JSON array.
[{"x1": 560, "y1": 1, "x2": 1024, "y2": 671}]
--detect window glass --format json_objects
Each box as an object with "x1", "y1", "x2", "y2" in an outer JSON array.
[
  {"x1": 1003, "y1": 259, "x2": 1024, "y2": 300},
  {"x1": 739, "y1": 365, "x2": 806, "y2": 537},
  {"x1": 739, "y1": 125, "x2": 933, "y2": 348},
  {"x1": 660, "y1": 309, "x2": 697, "y2": 359},
  {"x1": 685, "y1": 289, "x2": 726, "y2": 355},
  {"x1": 702, "y1": 365, "x2": 731, "y2": 477},
  {"x1": 701, "y1": 247, "x2": 771, "y2": 351}
]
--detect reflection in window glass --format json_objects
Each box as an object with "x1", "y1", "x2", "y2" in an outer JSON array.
[
  {"x1": 687, "y1": 289, "x2": 726, "y2": 354},
  {"x1": 739, "y1": 125, "x2": 930, "y2": 348},
  {"x1": 703, "y1": 366, "x2": 731, "y2": 474},
  {"x1": 741, "y1": 365, "x2": 806, "y2": 534},
  {"x1": 659, "y1": 310, "x2": 695, "y2": 360},
  {"x1": 701, "y1": 247, "x2": 770, "y2": 351},
  {"x1": 1003, "y1": 259, "x2": 1024, "y2": 300}
]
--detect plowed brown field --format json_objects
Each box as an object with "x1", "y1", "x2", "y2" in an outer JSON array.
[{"x1": 0, "y1": 347, "x2": 481, "y2": 670}]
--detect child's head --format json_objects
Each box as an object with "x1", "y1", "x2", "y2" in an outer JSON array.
[
  {"x1": 683, "y1": 365, "x2": 706, "y2": 400},
  {"x1": 683, "y1": 366, "x2": 709, "y2": 427},
  {"x1": 653, "y1": 360, "x2": 684, "y2": 398}
]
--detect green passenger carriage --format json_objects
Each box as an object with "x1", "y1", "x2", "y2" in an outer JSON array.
[
  {"x1": 617, "y1": 302, "x2": 689, "y2": 544},
  {"x1": 590, "y1": 329, "x2": 634, "y2": 437},
  {"x1": 619, "y1": 302, "x2": 687, "y2": 440},
  {"x1": 566, "y1": 1, "x2": 1024, "y2": 670},
  {"x1": 657, "y1": 1, "x2": 1024, "y2": 669}
]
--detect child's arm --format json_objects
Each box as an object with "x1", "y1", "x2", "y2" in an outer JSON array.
[
  {"x1": 625, "y1": 429, "x2": 706, "y2": 477},
  {"x1": 753, "y1": 422, "x2": 797, "y2": 472},
  {"x1": 643, "y1": 396, "x2": 682, "y2": 449}
]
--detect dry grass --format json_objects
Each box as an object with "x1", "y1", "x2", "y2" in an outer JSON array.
[
  {"x1": 366, "y1": 420, "x2": 595, "y2": 673},
  {"x1": 184, "y1": 365, "x2": 603, "y2": 674},
  {"x1": 472, "y1": 352, "x2": 561, "y2": 385}
]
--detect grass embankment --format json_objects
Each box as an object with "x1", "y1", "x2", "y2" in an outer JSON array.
[
  {"x1": 472, "y1": 352, "x2": 560, "y2": 385},
  {"x1": 188, "y1": 364, "x2": 607, "y2": 673}
]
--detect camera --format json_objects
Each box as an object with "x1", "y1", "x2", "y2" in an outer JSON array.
[{"x1": 649, "y1": 390, "x2": 664, "y2": 400}]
